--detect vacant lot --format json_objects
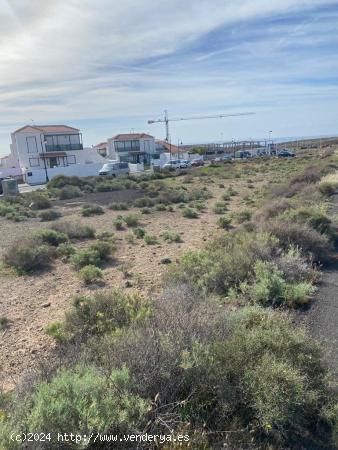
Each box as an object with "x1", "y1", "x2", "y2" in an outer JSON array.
[{"x1": 0, "y1": 153, "x2": 327, "y2": 389}]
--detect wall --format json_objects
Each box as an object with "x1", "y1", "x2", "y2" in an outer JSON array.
[{"x1": 23, "y1": 163, "x2": 104, "y2": 185}]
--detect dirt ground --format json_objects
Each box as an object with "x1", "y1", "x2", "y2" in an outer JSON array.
[{"x1": 0, "y1": 173, "x2": 257, "y2": 390}]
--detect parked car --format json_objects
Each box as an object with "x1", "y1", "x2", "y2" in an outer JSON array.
[
  {"x1": 179, "y1": 160, "x2": 191, "y2": 168},
  {"x1": 162, "y1": 159, "x2": 181, "y2": 170},
  {"x1": 235, "y1": 151, "x2": 251, "y2": 159},
  {"x1": 191, "y1": 159, "x2": 205, "y2": 167},
  {"x1": 277, "y1": 150, "x2": 295, "y2": 158},
  {"x1": 221, "y1": 154, "x2": 233, "y2": 161},
  {"x1": 99, "y1": 161, "x2": 130, "y2": 177}
]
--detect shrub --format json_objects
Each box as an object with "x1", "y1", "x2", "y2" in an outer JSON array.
[
  {"x1": 155, "y1": 203, "x2": 167, "y2": 211},
  {"x1": 56, "y1": 242, "x2": 76, "y2": 258},
  {"x1": 3, "y1": 241, "x2": 52, "y2": 274},
  {"x1": 134, "y1": 197, "x2": 154, "y2": 208},
  {"x1": 275, "y1": 247, "x2": 318, "y2": 283},
  {"x1": 70, "y1": 248, "x2": 101, "y2": 270},
  {"x1": 213, "y1": 202, "x2": 227, "y2": 214},
  {"x1": 250, "y1": 261, "x2": 286, "y2": 307},
  {"x1": 44, "y1": 321, "x2": 67, "y2": 343},
  {"x1": 123, "y1": 213, "x2": 139, "y2": 227},
  {"x1": 284, "y1": 282, "x2": 314, "y2": 307},
  {"x1": 38, "y1": 210, "x2": 61, "y2": 221},
  {"x1": 58, "y1": 185, "x2": 83, "y2": 200},
  {"x1": 71, "y1": 241, "x2": 114, "y2": 270},
  {"x1": 62, "y1": 291, "x2": 151, "y2": 341},
  {"x1": 113, "y1": 217, "x2": 125, "y2": 230},
  {"x1": 0, "y1": 316, "x2": 9, "y2": 330},
  {"x1": 144, "y1": 234, "x2": 158, "y2": 245},
  {"x1": 81, "y1": 204, "x2": 104, "y2": 216},
  {"x1": 133, "y1": 227, "x2": 146, "y2": 239},
  {"x1": 171, "y1": 231, "x2": 277, "y2": 294},
  {"x1": 108, "y1": 202, "x2": 129, "y2": 211},
  {"x1": 78, "y1": 265, "x2": 103, "y2": 285},
  {"x1": 233, "y1": 209, "x2": 252, "y2": 223},
  {"x1": 161, "y1": 231, "x2": 182, "y2": 243},
  {"x1": 26, "y1": 192, "x2": 52, "y2": 210},
  {"x1": 182, "y1": 208, "x2": 198, "y2": 219},
  {"x1": 261, "y1": 219, "x2": 332, "y2": 262},
  {"x1": 96, "y1": 231, "x2": 116, "y2": 243},
  {"x1": 33, "y1": 229, "x2": 68, "y2": 246},
  {"x1": 0, "y1": 365, "x2": 147, "y2": 444},
  {"x1": 141, "y1": 207, "x2": 152, "y2": 214},
  {"x1": 283, "y1": 206, "x2": 332, "y2": 234},
  {"x1": 51, "y1": 222, "x2": 95, "y2": 239},
  {"x1": 217, "y1": 216, "x2": 232, "y2": 230}
]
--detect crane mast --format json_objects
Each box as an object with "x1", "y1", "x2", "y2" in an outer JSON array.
[{"x1": 148, "y1": 110, "x2": 255, "y2": 143}]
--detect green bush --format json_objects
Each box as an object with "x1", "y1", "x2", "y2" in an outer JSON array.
[
  {"x1": 33, "y1": 229, "x2": 68, "y2": 246},
  {"x1": 51, "y1": 222, "x2": 95, "y2": 239},
  {"x1": 62, "y1": 291, "x2": 152, "y2": 341},
  {"x1": 141, "y1": 207, "x2": 152, "y2": 214},
  {"x1": 44, "y1": 321, "x2": 67, "y2": 343},
  {"x1": 58, "y1": 185, "x2": 83, "y2": 200},
  {"x1": 134, "y1": 197, "x2": 154, "y2": 208},
  {"x1": 123, "y1": 214, "x2": 139, "y2": 227},
  {"x1": 171, "y1": 231, "x2": 277, "y2": 294},
  {"x1": 81, "y1": 204, "x2": 104, "y2": 216},
  {"x1": 133, "y1": 227, "x2": 146, "y2": 239},
  {"x1": 38, "y1": 210, "x2": 61, "y2": 221},
  {"x1": 0, "y1": 365, "x2": 147, "y2": 446},
  {"x1": 182, "y1": 208, "x2": 198, "y2": 219},
  {"x1": 232, "y1": 209, "x2": 252, "y2": 223},
  {"x1": 78, "y1": 265, "x2": 103, "y2": 284},
  {"x1": 56, "y1": 242, "x2": 76, "y2": 258},
  {"x1": 155, "y1": 203, "x2": 167, "y2": 211},
  {"x1": 0, "y1": 316, "x2": 9, "y2": 330},
  {"x1": 282, "y1": 206, "x2": 332, "y2": 234},
  {"x1": 3, "y1": 241, "x2": 52, "y2": 274},
  {"x1": 71, "y1": 242, "x2": 114, "y2": 270},
  {"x1": 212, "y1": 202, "x2": 227, "y2": 214},
  {"x1": 113, "y1": 217, "x2": 125, "y2": 230},
  {"x1": 262, "y1": 219, "x2": 332, "y2": 262},
  {"x1": 217, "y1": 216, "x2": 232, "y2": 230},
  {"x1": 108, "y1": 202, "x2": 129, "y2": 211},
  {"x1": 25, "y1": 192, "x2": 51, "y2": 210},
  {"x1": 161, "y1": 231, "x2": 182, "y2": 243},
  {"x1": 144, "y1": 234, "x2": 158, "y2": 245}
]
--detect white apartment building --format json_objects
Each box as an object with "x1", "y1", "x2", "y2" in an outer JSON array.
[
  {"x1": 4, "y1": 124, "x2": 106, "y2": 184},
  {"x1": 106, "y1": 133, "x2": 161, "y2": 164}
]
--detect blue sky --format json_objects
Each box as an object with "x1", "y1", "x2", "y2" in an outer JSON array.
[{"x1": 0, "y1": 0, "x2": 338, "y2": 155}]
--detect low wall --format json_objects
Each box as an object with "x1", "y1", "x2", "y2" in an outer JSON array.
[{"x1": 23, "y1": 163, "x2": 104, "y2": 185}]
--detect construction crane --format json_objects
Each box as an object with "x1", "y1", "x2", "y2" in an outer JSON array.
[{"x1": 148, "y1": 110, "x2": 255, "y2": 142}]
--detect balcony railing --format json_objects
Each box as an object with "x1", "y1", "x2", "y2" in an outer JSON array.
[
  {"x1": 45, "y1": 144, "x2": 83, "y2": 152},
  {"x1": 116, "y1": 147, "x2": 141, "y2": 153}
]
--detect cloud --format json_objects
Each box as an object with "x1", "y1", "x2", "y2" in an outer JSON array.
[{"x1": 0, "y1": 0, "x2": 337, "y2": 152}]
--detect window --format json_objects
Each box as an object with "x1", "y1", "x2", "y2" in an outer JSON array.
[
  {"x1": 26, "y1": 136, "x2": 38, "y2": 153},
  {"x1": 29, "y1": 157, "x2": 40, "y2": 167},
  {"x1": 66, "y1": 155, "x2": 76, "y2": 164}
]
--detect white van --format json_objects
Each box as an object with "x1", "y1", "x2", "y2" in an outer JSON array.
[{"x1": 99, "y1": 161, "x2": 130, "y2": 177}]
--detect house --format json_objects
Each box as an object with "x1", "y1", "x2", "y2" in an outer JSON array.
[
  {"x1": 106, "y1": 133, "x2": 161, "y2": 164},
  {"x1": 94, "y1": 142, "x2": 108, "y2": 157},
  {"x1": 7, "y1": 124, "x2": 106, "y2": 184},
  {"x1": 155, "y1": 140, "x2": 190, "y2": 161}
]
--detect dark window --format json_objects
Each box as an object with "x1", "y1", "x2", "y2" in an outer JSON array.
[
  {"x1": 29, "y1": 157, "x2": 40, "y2": 167},
  {"x1": 49, "y1": 157, "x2": 58, "y2": 168},
  {"x1": 67, "y1": 155, "x2": 76, "y2": 164}
]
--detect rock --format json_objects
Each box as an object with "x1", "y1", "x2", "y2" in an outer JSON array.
[
  {"x1": 42, "y1": 302, "x2": 51, "y2": 308},
  {"x1": 160, "y1": 258, "x2": 172, "y2": 265}
]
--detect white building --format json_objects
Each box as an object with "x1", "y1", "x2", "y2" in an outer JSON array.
[
  {"x1": 4, "y1": 124, "x2": 106, "y2": 184},
  {"x1": 105, "y1": 133, "x2": 162, "y2": 164}
]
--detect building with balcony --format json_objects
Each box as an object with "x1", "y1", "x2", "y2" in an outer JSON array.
[
  {"x1": 4, "y1": 124, "x2": 106, "y2": 184},
  {"x1": 106, "y1": 133, "x2": 161, "y2": 163}
]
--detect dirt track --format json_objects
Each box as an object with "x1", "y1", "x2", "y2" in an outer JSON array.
[{"x1": 305, "y1": 195, "x2": 338, "y2": 385}]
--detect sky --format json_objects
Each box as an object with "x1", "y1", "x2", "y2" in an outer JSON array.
[{"x1": 0, "y1": 0, "x2": 338, "y2": 155}]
